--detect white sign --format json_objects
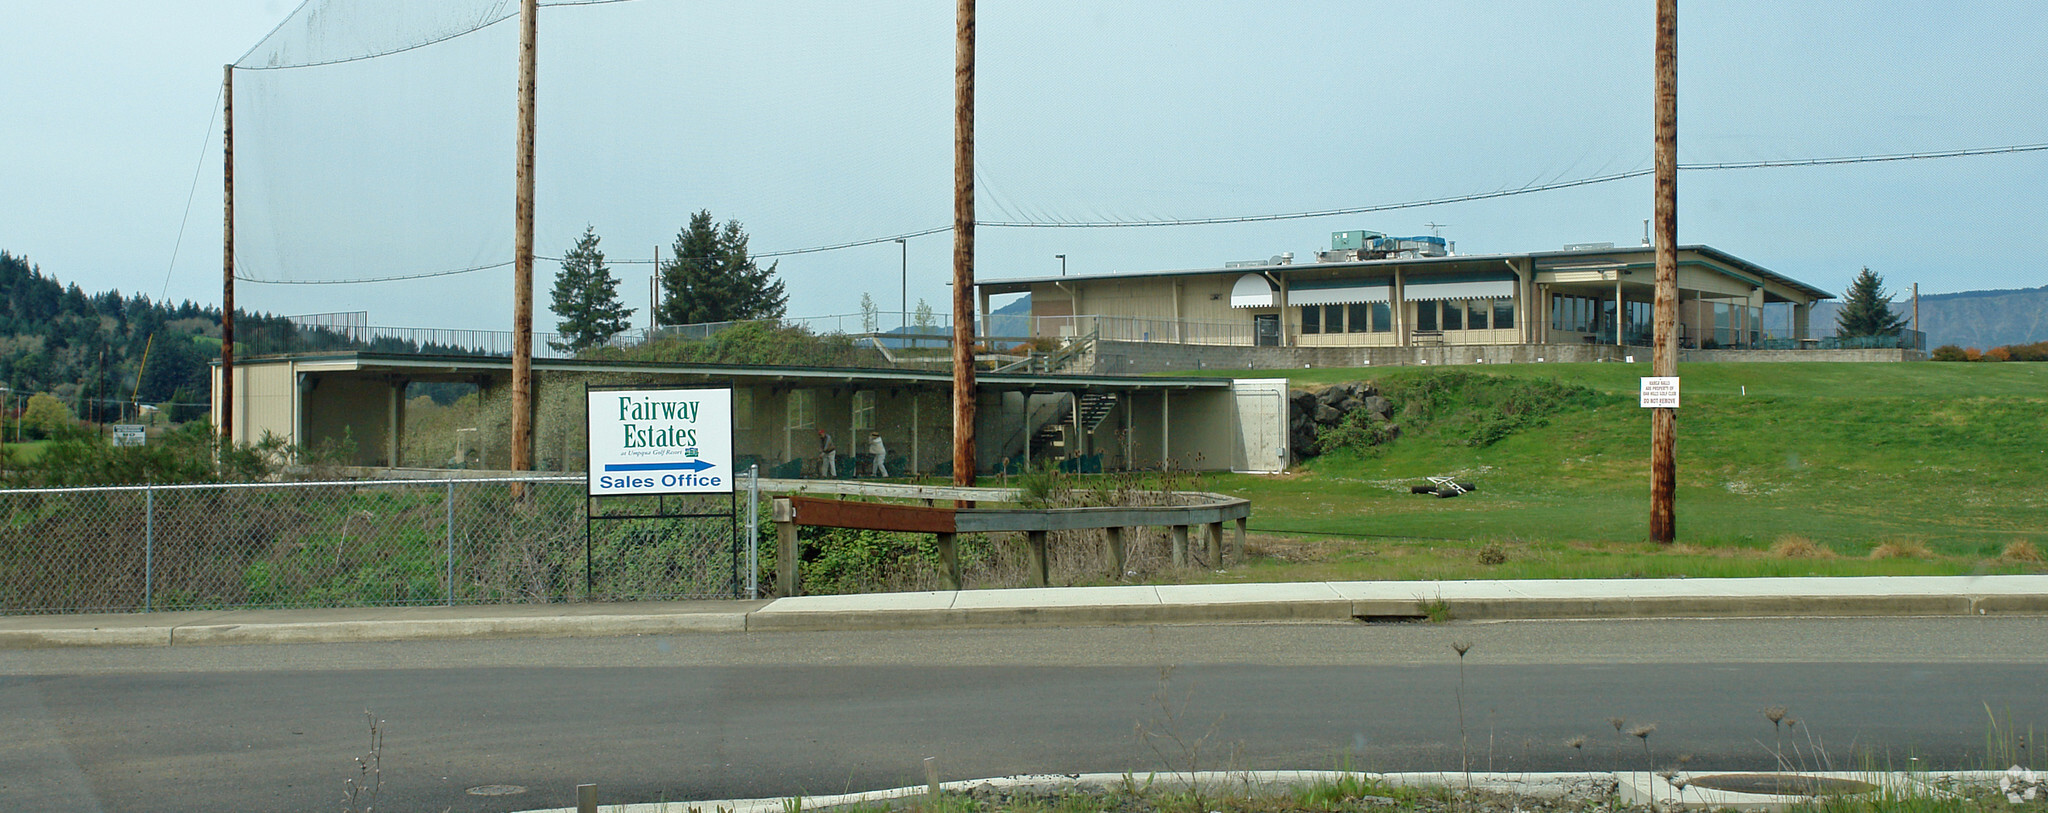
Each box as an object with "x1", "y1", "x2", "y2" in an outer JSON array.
[
  {"x1": 586, "y1": 387, "x2": 734, "y2": 496},
  {"x1": 111, "y1": 424, "x2": 147, "y2": 447},
  {"x1": 1640, "y1": 377, "x2": 1681, "y2": 409}
]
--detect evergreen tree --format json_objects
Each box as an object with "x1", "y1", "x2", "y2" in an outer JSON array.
[
  {"x1": 547, "y1": 226, "x2": 635, "y2": 353},
  {"x1": 1836, "y1": 266, "x2": 1909, "y2": 338},
  {"x1": 657, "y1": 211, "x2": 787, "y2": 325}
]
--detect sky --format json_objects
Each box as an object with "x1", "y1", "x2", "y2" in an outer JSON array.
[{"x1": 3, "y1": 1, "x2": 2045, "y2": 333}]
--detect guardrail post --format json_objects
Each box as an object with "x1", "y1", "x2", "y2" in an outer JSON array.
[
  {"x1": 1205, "y1": 521, "x2": 1224, "y2": 566},
  {"x1": 1104, "y1": 526, "x2": 1126, "y2": 579},
  {"x1": 1170, "y1": 525, "x2": 1189, "y2": 568},
  {"x1": 1025, "y1": 530, "x2": 1049, "y2": 587},
  {"x1": 773, "y1": 497, "x2": 799, "y2": 597},
  {"x1": 1024, "y1": 528, "x2": 1056, "y2": 585},
  {"x1": 935, "y1": 532, "x2": 962, "y2": 590},
  {"x1": 1234, "y1": 516, "x2": 1247, "y2": 560}
]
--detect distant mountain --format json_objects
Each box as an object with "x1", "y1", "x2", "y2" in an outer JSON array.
[
  {"x1": 1809, "y1": 284, "x2": 2048, "y2": 349},
  {"x1": 988, "y1": 295, "x2": 1032, "y2": 338}
]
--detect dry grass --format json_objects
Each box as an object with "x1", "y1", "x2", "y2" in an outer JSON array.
[
  {"x1": 2001, "y1": 540, "x2": 2044, "y2": 564},
  {"x1": 1869, "y1": 540, "x2": 1933, "y2": 560},
  {"x1": 1770, "y1": 535, "x2": 1837, "y2": 559}
]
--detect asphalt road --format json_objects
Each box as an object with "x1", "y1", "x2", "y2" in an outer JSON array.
[{"x1": 4, "y1": 617, "x2": 2045, "y2": 813}]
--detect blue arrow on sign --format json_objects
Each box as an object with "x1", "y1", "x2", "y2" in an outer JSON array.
[{"x1": 603, "y1": 460, "x2": 716, "y2": 473}]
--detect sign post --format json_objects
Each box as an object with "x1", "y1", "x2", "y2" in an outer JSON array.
[{"x1": 584, "y1": 385, "x2": 741, "y2": 599}]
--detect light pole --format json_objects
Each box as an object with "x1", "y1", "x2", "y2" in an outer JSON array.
[
  {"x1": 896, "y1": 238, "x2": 909, "y2": 332},
  {"x1": 1056, "y1": 253, "x2": 1066, "y2": 276}
]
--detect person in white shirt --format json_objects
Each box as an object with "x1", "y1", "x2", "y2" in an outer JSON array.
[{"x1": 868, "y1": 431, "x2": 888, "y2": 478}]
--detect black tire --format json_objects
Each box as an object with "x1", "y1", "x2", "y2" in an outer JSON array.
[
  {"x1": 1411, "y1": 485, "x2": 1435, "y2": 494},
  {"x1": 1434, "y1": 488, "x2": 1461, "y2": 498},
  {"x1": 1453, "y1": 481, "x2": 1476, "y2": 493}
]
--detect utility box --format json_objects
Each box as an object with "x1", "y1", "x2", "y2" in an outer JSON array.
[{"x1": 1331, "y1": 230, "x2": 1383, "y2": 251}]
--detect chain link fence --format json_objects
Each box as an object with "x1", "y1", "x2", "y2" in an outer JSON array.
[{"x1": 0, "y1": 475, "x2": 759, "y2": 615}]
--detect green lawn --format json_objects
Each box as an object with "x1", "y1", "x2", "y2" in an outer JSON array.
[
  {"x1": 2, "y1": 440, "x2": 50, "y2": 465},
  {"x1": 1176, "y1": 362, "x2": 2048, "y2": 581}
]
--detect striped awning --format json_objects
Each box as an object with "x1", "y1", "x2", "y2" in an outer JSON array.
[
  {"x1": 1289, "y1": 277, "x2": 1391, "y2": 306},
  {"x1": 1403, "y1": 275, "x2": 1516, "y2": 302}
]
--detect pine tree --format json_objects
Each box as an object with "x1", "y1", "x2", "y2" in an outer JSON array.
[
  {"x1": 548, "y1": 226, "x2": 635, "y2": 353},
  {"x1": 658, "y1": 211, "x2": 788, "y2": 325},
  {"x1": 1835, "y1": 266, "x2": 1909, "y2": 338}
]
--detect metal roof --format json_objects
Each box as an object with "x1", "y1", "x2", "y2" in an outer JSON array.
[
  {"x1": 220, "y1": 352, "x2": 1231, "y2": 391},
  {"x1": 980, "y1": 244, "x2": 1834, "y2": 301}
]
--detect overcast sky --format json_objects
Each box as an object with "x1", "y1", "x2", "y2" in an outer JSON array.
[{"x1": 4, "y1": 1, "x2": 2044, "y2": 332}]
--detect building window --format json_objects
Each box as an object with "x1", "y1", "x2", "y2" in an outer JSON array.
[
  {"x1": 1301, "y1": 305, "x2": 1322, "y2": 335},
  {"x1": 1416, "y1": 301, "x2": 1438, "y2": 331},
  {"x1": 1494, "y1": 299, "x2": 1515, "y2": 330},
  {"x1": 1467, "y1": 300, "x2": 1489, "y2": 330},
  {"x1": 1371, "y1": 302, "x2": 1392, "y2": 332},
  {"x1": 1346, "y1": 303, "x2": 1370, "y2": 334},
  {"x1": 1441, "y1": 301, "x2": 1463, "y2": 330},
  {"x1": 853, "y1": 390, "x2": 877, "y2": 432}
]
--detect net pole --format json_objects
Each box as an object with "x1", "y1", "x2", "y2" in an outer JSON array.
[
  {"x1": 1650, "y1": 0, "x2": 1678, "y2": 543},
  {"x1": 950, "y1": 0, "x2": 977, "y2": 491},
  {"x1": 512, "y1": 0, "x2": 538, "y2": 484},
  {"x1": 220, "y1": 64, "x2": 235, "y2": 442}
]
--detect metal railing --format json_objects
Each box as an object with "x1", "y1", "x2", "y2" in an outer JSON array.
[{"x1": 0, "y1": 473, "x2": 762, "y2": 615}]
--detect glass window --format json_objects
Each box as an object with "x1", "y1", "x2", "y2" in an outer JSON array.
[
  {"x1": 1442, "y1": 301, "x2": 1463, "y2": 330},
  {"x1": 1371, "y1": 302, "x2": 1392, "y2": 332},
  {"x1": 1347, "y1": 303, "x2": 1369, "y2": 334},
  {"x1": 1301, "y1": 305, "x2": 1321, "y2": 335},
  {"x1": 1416, "y1": 301, "x2": 1438, "y2": 331},
  {"x1": 1468, "y1": 300, "x2": 1488, "y2": 330},
  {"x1": 853, "y1": 390, "x2": 876, "y2": 432},
  {"x1": 1494, "y1": 298, "x2": 1514, "y2": 330}
]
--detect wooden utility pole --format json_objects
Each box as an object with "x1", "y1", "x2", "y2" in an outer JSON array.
[
  {"x1": 1649, "y1": 0, "x2": 1679, "y2": 543},
  {"x1": 511, "y1": 0, "x2": 538, "y2": 476},
  {"x1": 950, "y1": 0, "x2": 977, "y2": 488},
  {"x1": 221, "y1": 64, "x2": 236, "y2": 442}
]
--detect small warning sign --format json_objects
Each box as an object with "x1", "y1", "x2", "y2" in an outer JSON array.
[{"x1": 1639, "y1": 377, "x2": 1681, "y2": 409}]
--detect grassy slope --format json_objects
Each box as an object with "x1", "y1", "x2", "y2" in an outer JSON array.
[{"x1": 1180, "y1": 362, "x2": 2048, "y2": 580}]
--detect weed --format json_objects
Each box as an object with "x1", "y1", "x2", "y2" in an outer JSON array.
[
  {"x1": 1772, "y1": 536, "x2": 1838, "y2": 559},
  {"x1": 1420, "y1": 594, "x2": 1453, "y2": 623},
  {"x1": 342, "y1": 710, "x2": 383, "y2": 813},
  {"x1": 1475, "y1": 542, "x2": 1507, "y2": 566},
  {"x1": 2001, "y1": 540, "x2": 2044, "y2": 564},
  {"x1": 1134, "y1": 666, "x2": 1226, "y2": 810}
]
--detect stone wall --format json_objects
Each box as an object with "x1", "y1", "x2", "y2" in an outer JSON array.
[
  {"x1": 1090, "y1": 341, "x2": 1640, "y2": 374},
  {"x1": 1087, "y1": 340, "x2": 1924, "y2": 373}
]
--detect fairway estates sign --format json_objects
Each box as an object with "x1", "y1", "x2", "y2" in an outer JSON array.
[{"x1": 586, "y1": 387, "x2": 734, "y2": 496}]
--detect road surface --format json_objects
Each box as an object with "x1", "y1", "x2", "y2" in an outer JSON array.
[{"x1": 3, "y1": 616, "x2": 2044, "y2": 812}]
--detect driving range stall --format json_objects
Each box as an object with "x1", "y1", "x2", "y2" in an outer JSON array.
[{"x1": 214, "y1": 352, "x2": 1291, "y2": 475}]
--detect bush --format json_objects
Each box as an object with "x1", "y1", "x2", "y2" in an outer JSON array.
[
  {"x1": 3, "y1": 421, "x2": 282, "y2": 487},
  {"x1": 1931, "y1": 345, "x2": 1971, "y2": 362}
]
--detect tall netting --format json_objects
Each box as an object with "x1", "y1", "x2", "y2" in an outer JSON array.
[
  {"x1": 225, "y1": 2, "x2": 2048, "y2": 323},
  {"x1": 230, "y1": 0, "x2": 954, "y2": 294}
]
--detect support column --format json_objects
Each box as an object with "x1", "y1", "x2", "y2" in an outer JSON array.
[
  {"x1": 1234, "y1": 516, "x2": 1247, "y2": 560},
  {"x1": 1170, "y1": 525, "x2": 1189, "y2": 567},
  {"x1": 1393, "y1": 269, "x2": 1406, "y2": 347},
  {"x1": 1205, "y1": 521, "x2": 1224, "y2": 566}
]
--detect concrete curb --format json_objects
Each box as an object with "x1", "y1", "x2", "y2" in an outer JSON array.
[
  {"x1": 511, "y1": 770, "x2": 2028, "y2": 813},
  {"x1": 5, "y1": 576, "x2": 2045, "y2": 648}
]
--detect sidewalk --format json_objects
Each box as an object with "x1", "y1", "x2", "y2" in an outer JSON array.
[{"x1": 4, "y1": 574, "x2": 2044, "y2": 649}]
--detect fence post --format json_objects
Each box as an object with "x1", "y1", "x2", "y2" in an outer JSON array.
[
  {"x1": 746, "y1": 464, "x2": 760, "y2": 599},
  {"x1": 445, "y1": 479, "x2": 455, "y2": 606},
  {"x1": 144, "y1": 482, "x2": 155, "y2": 613}
]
